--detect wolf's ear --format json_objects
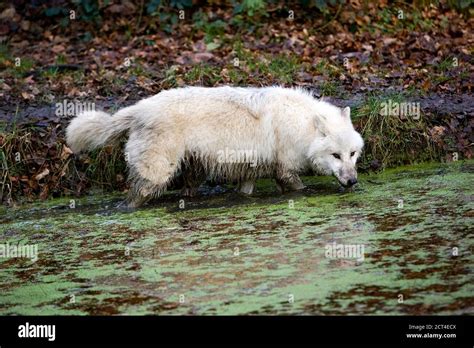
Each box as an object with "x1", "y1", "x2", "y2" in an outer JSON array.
[
  {"x1": 342, "y1": 107, "x2": 351, "y2": 120},
  {"x1": 314, "y1": 114, "x2": 328, "y2": 137}
]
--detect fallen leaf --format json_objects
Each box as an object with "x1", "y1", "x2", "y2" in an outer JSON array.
[{"x1": 35, "y1": 168, "x2": 50, "y2": 181}]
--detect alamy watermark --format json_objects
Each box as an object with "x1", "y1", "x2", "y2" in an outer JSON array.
[
  {"x1": 325, "y1": 242, "x2": 365, "y2": 262},
  {"x1": 0, "y1": 242, "x2": 38, "y2": 262},
  {"x1": 55, "y1": 99, "x2": 95, "y2": 117},
  {"x1": 18, "y1": 322, "x2": 55, "y2": 341},
  {"x1": 380, "y1": 100, "x2": 420, "y2": 120},
  {"x1": 217, "y1": 147, "x2": 258, "y2": 167}
]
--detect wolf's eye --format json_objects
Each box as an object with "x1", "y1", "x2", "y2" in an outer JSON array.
[
  {"x1": 350, "y1": 151, "x2": 356, "y2": 157},
  {"x1": 332, "y1": 153, "x2": 341, "y2": 159}
]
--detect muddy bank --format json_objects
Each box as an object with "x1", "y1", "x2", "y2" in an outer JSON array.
[
  {"x1": 2, "y1": 92, "x2": 473, "y2": 127},
  {"x1": 1, "y1": 161, "x2": 472, "y2": 315}
]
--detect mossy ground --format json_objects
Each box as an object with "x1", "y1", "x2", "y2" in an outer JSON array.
[{"x1": 0, "y1": 161, "x2": 473, "y2": 315}]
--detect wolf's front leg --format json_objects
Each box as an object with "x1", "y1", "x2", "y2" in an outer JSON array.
[
  {"x1": 238, "y1": 180, "x2": 255, "y2": 194},
  {"x1": 275, "y1": 171, "x2": 306, "y2": 194},
  {"x1": 127, "y1": 190, "x2": 152, "y2": 208}
]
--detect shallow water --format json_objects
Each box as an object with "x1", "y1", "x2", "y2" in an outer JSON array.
[{"x1": 0, "y1": 161, "x2": 473, "y2": 315}]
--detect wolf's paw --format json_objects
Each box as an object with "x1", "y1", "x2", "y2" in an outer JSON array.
[
  {"x1": 115, "y1": 200, "x2": 138, "y2": 211},
  {"x1": 276, "y1": 180, "x2": 306, "y2": 194},
  {"x1": 289, "y1": 182, "x2": 306, "y2": 191}
]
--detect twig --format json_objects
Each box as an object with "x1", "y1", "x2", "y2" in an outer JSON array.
[
  {"x1": 136, "y1": 0, "x2": 145, "y2": 33},
  {"x1": 314, "y1": 3, "x2": 343, "y2": 32}
]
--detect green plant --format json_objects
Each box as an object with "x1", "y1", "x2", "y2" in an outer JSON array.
[
  {"x1": 354, "y1": 92, "x2": 439, "y2": 169},
  {"x1": 56, "y1": 54, "x2": 67, "y2": 65},
  {"x1": 234, "y1": 0, "x2": 266, "y2": 17},
  {"x1": 74, "y1": 0, "x2": 103, "y2": 23},
  {"x1": 184, "y1": 64, "x2": 222, "y2": 85},
  {"x1": 0, "y1": 44, "x2": 35, "y2": 77},
  {"x1": 147, "y1": 0, "x2": 193, "y2": 14},
  {"x1": 266, "y1": 55, "x2": 299, "y2": 84},
  {"x1": 437, "y1": 57, "x2": 457, "y2": 72},
  {"x1": 43, "y1": 6, "x2": 69, "y2": 17},
  {"x1": 320, "y1": 81, "x2": 339, "y2": 96},
  {"x1": 193, "y1": 11, "x2": 228, "y2": 43}
]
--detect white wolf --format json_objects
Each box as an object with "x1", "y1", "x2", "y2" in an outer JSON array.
[{"x1": 66, "y1": 86, "x2": 364, "y2": 207}]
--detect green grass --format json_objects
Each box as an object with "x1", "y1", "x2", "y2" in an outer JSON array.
[
  {"x1": 266, "y1": 55, "x2": 299, "y2": 84},
  {"x1": 313, "y1": 58, "x2": 342, "y2": 78},
  {"x1": 353, "y1": 92, "x2": 439, "y2": 169},
  {"x1": 240, "y1": 53, "x2": 301, "y2": 84},
  {"x1": 224, "y1": 38, "x2": 304, "y2": 86},
  {"x1": 437, "y1": 57, "x2": 457, "y2": 72},
  {"x1": 128, "y1": 61, "x2": 152, "y2": 78},
  {"x1": 0, "y1": 44, "x2": 35, "y2": 78},
  {"x1": 184, "y1": 64, "x2": 223, "y2": 85},
  {"x1": 363, "y1": 6, "x2": 438, "y2": 35},
  {"x1": 161, "y1": 65, "x2": 180, "y2": 88},
  {"x1": 320, "y1": 81, "x2": 339, "y2": 97},
  {"x1": 228, "y1": 68, "x2": 249, "y2": 85},
  {"x1": 56, "y1": 54, "x2": 67, "y2": 65},
  {"x1": 232, "y1": 40, "x2": 246, "y2": 61}
]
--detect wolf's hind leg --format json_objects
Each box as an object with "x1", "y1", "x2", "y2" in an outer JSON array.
[
  {"x1": 181, "y1": 167, "x2": 206, "y2": 197},
  {"x1": 127, "y1": 170, "x2": 170, "y2": 208},
  {"x1": 126, "y1": 133, "x2": 184, "y2": 207}
]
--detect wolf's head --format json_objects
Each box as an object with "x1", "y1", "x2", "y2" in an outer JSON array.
[{"x1": 307, "y1": 104, "x2": 364, "y2": 188}]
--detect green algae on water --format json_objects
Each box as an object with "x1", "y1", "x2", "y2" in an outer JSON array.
[{"x1": 0, "y1": 160, "x2": 473, "y2": 315}]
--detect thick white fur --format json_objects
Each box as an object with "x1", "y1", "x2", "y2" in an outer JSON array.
[{"x1": 66, "y1": 86, "x2": 364, "y2": 207}]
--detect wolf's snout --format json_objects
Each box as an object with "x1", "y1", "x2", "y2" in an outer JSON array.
[
  {"x1": 337, "y1": 176, "x2": 358, "y2": 188},
  {"x1": 337, "y1": 167, "x2": 358, "y2": 188},
  {"x1": 347, "y1": 177, "x2": 358, "y2": 187}
]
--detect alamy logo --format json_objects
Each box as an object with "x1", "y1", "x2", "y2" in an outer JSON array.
[
  {"x1": 380, "y1": 100, "x2": 420, "y2": 120},
  {"x1": 0, "y1": 243, "x2": 38, "y2": 262},
  {"x1": 217, "y1": 147, "x2": 258, "y2": 167},
  {"x1": 18, "y1": 322, "x2": 55, "y2": 341},
  {"x1": 325, "y1": 242, "x2": 365, "y2": 262},
  {"x1": 55, "y1": 99, "x2": 95, "y2": 116}
]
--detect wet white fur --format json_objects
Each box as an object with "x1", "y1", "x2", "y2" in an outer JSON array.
[{"x1": 66, "y1": 86, "x2": 364, "y2": 206}]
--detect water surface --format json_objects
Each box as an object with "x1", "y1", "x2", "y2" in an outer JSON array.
[{"x1": 1, "y1": 161, "x2": 472, "y2": 315}]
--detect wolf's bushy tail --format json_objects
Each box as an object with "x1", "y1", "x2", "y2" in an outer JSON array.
[{"x1": 66, "y1": 107, "x2": 134, "y2": 153}]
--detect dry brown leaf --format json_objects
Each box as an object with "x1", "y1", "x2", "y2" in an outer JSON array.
[{"x1": 35, "y1": 168, "x2": 50, "y2": 181}]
